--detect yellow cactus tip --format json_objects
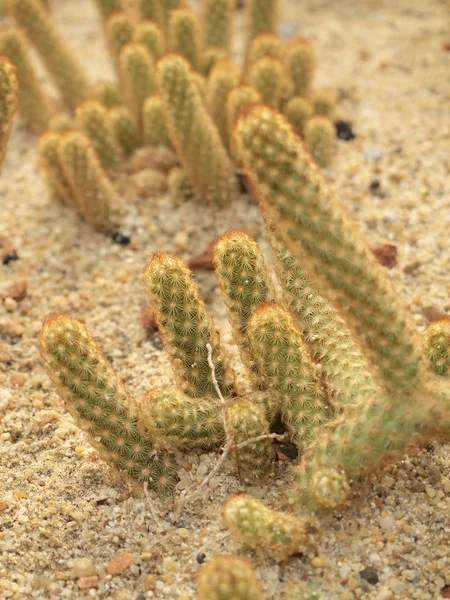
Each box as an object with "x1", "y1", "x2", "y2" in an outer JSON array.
[{"x1": 309, "y1": 468, "x2": 350, "y2": 508}]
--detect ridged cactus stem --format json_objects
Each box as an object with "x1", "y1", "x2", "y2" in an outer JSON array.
[
  {"x1": 0, "y1": 56, "x2": 18, "y2": 170},
  {"x1": 423, "y1": 316, "x2": 450, "y2": 377},
  {"x1": 105, "y1": 11, "x2": 135, "y2": 73},
  {"x1": 234, "y1": 104, "x2": 420, "y2": 388},
  {"x1": 202, "y1": 0, "x2": 234, "y2": 50},
  {"x1": 119, "y1": 42, "x2": 155, "y2": 131},
  {"x1": 142, "y1": 252, "x2": 235, "y2": 398},
  {"x1": 214, "y1": 229, "x2": 275, "y2": 388},
  {"x1": 285, "y1": 37, "x2": 315, "y2": 97},
  {"x1": 10, "y1": 0, "x2": 90, "y2": 109},
  {"x1": 39, "y1": 314, "x2": 178, "y2": 494},
  {"x1": 108, "y1": 104, "x2": 140, "y2": 158},
  {"x1": 226, "y1": 84, "x2": 261, "y2": 161},
  {"x1": 247, "y1": 56, "x2": 285, "y2": 109},
  {"x1": 168, "y1": 7, "x2": 202, "y2": 71},
  {"x1": 134, "y1": 20, "x2": 165, "y2": 61},
  {"x1": 139, "y1": 0, "x2": 165, "y2": 32},
  {"x1": 142, "y1": 94, "x2": 172, "y2": 147},
  {"x1": 94, "y1": 0, "x2": 124, "y2": 23},
  {"x1": 304, "y1": 115, "x2": 335, "y2": 168},
  {"x1": 244, "y1": 0, "x2": 278, "y2": 57},
  {"x1": 197, "y1": 555, "x2": 264, "y2": 600},
  {"x1": 246, "y1": 32, "x2": 284, "y2": 71},
  {"x1": 37, "y1": 130, "x2": 77, "y2": 208},
  {"x1": 206, "y1": 59, "x2": 241, "y2": 152}
]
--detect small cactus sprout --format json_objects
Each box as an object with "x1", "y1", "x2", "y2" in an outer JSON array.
[
  {"x1": 94, "y1": 0, "x2": 124, "y2": 23},
  {"x1": 304, "y1": 115, "x2": 335, "y2": 167},
  {"x1": 283, "y1": 95, "x2": 313, "y2": 134},
  {"x1": 234, "y1": 104, "x2": 420, "y2": 388},
  {"x1": 9, "y1": 0, "x2": 90, "y2": 109},
  {"x1": 134, "y1": 20, "x2": 165, "y2": 61},
  {"x1": 197, "y1": 555, "x2": 264, "y2": 600},
  {"x1": 75, "y1": 100, "x2": 123, "y2": 169},
  {"x1": 206, "y1": 59, "x2": 241, "y2": 152},
  {"x1": 168, "y1": 7, "x2": 202, "y2": 71},
  {"x1": 202, "y1": 0, "x2": 234, "y2": 51},
  {"x1": 108, "y1": 104, "x2": 140, "y2": 158},
  {"x1": 247, "y1": 56, "x2": 285, "y2": 108},
  {"x1": 48, "y1": 113, "x2": 73, "y2": 132},
  {"x1": 244, "y1": 0, "x2": 279, "y2": 55},
  {"x1": 423, "y1": 316, "x2": 450, "y2": 377},
  {"x1": 58, "y1": 131, "x2": 120, "y2": 231},
  {"x1": 246, "y1": 32, "x2": 284, "y2": 69},
  {"x1": 223, "y1": 494, "x2": 307, "y2": 561},
  {"x1": 156, "y1": 53, "x2": 237, "y2": 206},
  {"x1": 285, "y1": 37, "x2": 315, "y2": 97},
  {"x1": 167, "y1": 166, "x2": 195, "y2": 202},
  {"x1": 248, "y1": 302, "x2": 329, "y2": 447},
  {"x1": 0, "y1": 56, "x2": 18, "y2": 170},
  {"x1": 39, "y1": 314, "x2": 178, "y2": 494},
  {"x1": 105, "y1": 11, "x2": 135, "y2": 72},
  {"x1": 37, "y1": 130, "x2": 77, "y2": 208},
  {"x1": 92, "y1": 80, "x2": 123, "y2": 109},
  {"x1": 141, "y1": 387, "x2": 225, "y2": 449},
  {"x1": 142, "y1": 94, "x2": 172, "y2": 148},
  {"x1": 119, "y1": 42, "x2": 155, "y2": 128},
  {"x1": 312, "y1": 87, "x2": 337, "y2": 117},
  {"x1": 0, "y1": 27, "x2": 55, "y2": 131},
  {"x1": 226, "y1": 84, "x2": 261, "y2": 160},
  {"x1": 202, "y1": 45, "x2": 229, "y2": 76},
  {"x1": 214, "y1": 230, "x2": 275, "y2": 387},
  {"x1": 142, "y1": 252, "x2": 235, "y2": 398}
]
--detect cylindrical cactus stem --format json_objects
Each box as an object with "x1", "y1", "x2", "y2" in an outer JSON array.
[
  {"x1": 142, "y1": 94, "x2": 172, "y2": 148},
  {"x1": 284, "y1": 37, "x2": 315, "y2": 97},
  {"x1": 94, "y1": 0, "x2": 124, "y2": 24},
  {"x1": 223, "y1": 494, "x2": 308, "y2": 561},
  {"x1": 141, "y1": 387, "x2": 224, "y2": 449},
  {"x1": 247, "y1": 56, "x2": 285, "y2": 109},
  {"x1": 206, "y1": 59, "x2": 241, "y2": 152},
  {"x1": 191, "y1": 71, "x2": 207, "y2": 101},
  {"x1": 9, "y1": 0, "x2": 90, "y2": 109},
  {"x1": 248, "y1": 302, "x2": 329, "y2": 448},
  {"x1": 226, "y1": 395, "x2": 273, "y2": 481},
  {"x1": 119, "y1": 42, "x2": 155, "y2": 130},
  {"x1": 202, "y1": 45, "x2": 229, "y2": 76},
  {"x1": 226, "y1": 84, "x2": 261, "y2": 161},
  {"x1": 142, "y1": 252, "x2": 235, "y2": 398},
  {"x1": 58, "y1": 131, "x2": 120, "y2": 232},
  {"x1": 0, "y1": 56, "x2": 18, "y2": 170},
  {"x1": 423, "y1": 316, "x2": 450, "y2": 377},
  {"x1": 48, "y1": 113, "x2": 73, "y2": 132},
  {"x1": 197, "y1": 555, "x2": 264, "y2": 600},
  {"x1": 312, "y1": 87, "x2": 337, "y2": 117},
  {"x1": 246, "y1": 32, "x2": 284, "y2": 71},
  {"x1": 267, "y1": 227, "x2": 382, "y2": 409},
  {"x1": 134, "y1": 20, "x2": 165, "y2": 61},
  {"x1": 283, "y1": 95, "x2": 313, "y2": 135},
  {"x1": 202, "y1": 0, "x2": 234, "y2": 51},
  {"x1": 214, "y1": 230, "x2": 275, "y2": 388},
  {"x1": 0, "y1": 27, "x2": 55, "y2": 131},
  {"x1": 244, "y1": 0, "x2": 278, "y2": 57},
  {"x1": 75, "y1": 100, "x2": 124, "y2": 169},
  {"x1": 37, "y1": 130, "x2": 77, "y2": 208},
  {"x1": 39, "y1": 313, "x2": 178, "y2": 495},
  {"x1": 108, "y1": 104, "x2": 140, "y2": 158},
  {"x1": 167, "y1": 166, "x2": 196, "y2": 202},
  {"x1": 139, "y1": 0, "x2": 165, "y2": 32},
  {"x1": 234, "y1": 104, "x2": 420, "y2": 388},
  {"x1": 92, "y1": 80, "x2": 123, "y2": 108},
  {"x1": 105, "y1": 11, "x2": 135, "y2": 73},
  {"x1": 156, "y1": 53, "x2": 237, "y2": 206},
  {"x1": 168, "y1": 7, "x2": 202, "y2": 71},
  {"x1": 304, "y1": 115, "x2": 335, "y2": 168}
]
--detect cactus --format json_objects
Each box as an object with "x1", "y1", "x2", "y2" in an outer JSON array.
[
  {"x1": 156, "y1": 53, "x2": 237, "y2": 206},
  {"x1": 37, "y1": 130, "x2": 77, "y2": 208},
  {"x1": 94, "y1": 0, "x2": 124, "y2": 23},
  {"x1": 206, "y1": 59, "x2": 241, "y2": 152},
  {"x1": 168, "y1": 7, "x2": 202, "y2": 71},
  {"x1": 142, "y1": 252, "x2": 235, "y2": 398},
  {"x1": 285, "y1": 37, "x2": 315, "y2": 97},
  {"x1": 202, "y1": 45, "x2": 229, "y2": 76},
  {"x1": 0, "y1": 56, "x2": 18, "y2": 170},
  {"x1": 304, "y1": 115, "x2": 335, "y2": 167},
  {"x1": 134, "y1": 20, "x2": 165, "y2": 61},
  {"x1": 312, "y1": 87, "x2": 336, "y2": 117},
  {"x1": 246, "y1": 32, "x2": 284, "y2": 69},
  {"x1": 0, "y1": 27, "x2": 55, "y2": 131},
  {"x1": 283, "y1": 96, "x2": 313, "y2": 134},
  {"x1": 142, "y1": 94, "x2": 172, "y2": 148},
  {"x1": 75, "y1": 100, "x2": 123, "y2": 169},
  {"x1": 191, "y1": 71, "x2": 207, "y2": 101},
  {"x1": 244, "y1": 0, "x2": 279, "y2": 55},
  {"x1": 226, "y1": 84, "x2": 261, "y2": 160},
  {"x1": 196, "y1": 555, "x2": 264, "y2": 600},
  {"x1": 57, "y1": 131, "x2": 119, "y2": 231},
  {"x1": 247, "y1": 56, "x2": 285, "y2": 108},
  {"x1": 92, "y1": 80, "x2": 123, "y2": 109},
  {"x1": 233, "y1": 103, "x2": 420, "y2": 388},
  {"x1": 9, "y1": 0, "x2": 90, "y2": 109},
  {"x1": 48, "y1": 113, "x2": 73, "y2": 132},
  {"x1": 202, "y1": 0, "x2": 234, "y2": 51},
  {"x1": 119, "y1": 42, "x2": 155, "y2": 128},
  {"x1": 167, "y1": 166, "x2": 195, "y2": 202},
  {"x1": 39, "y1": 314, "x2": 178, "y2": 494},
  {"x1": 223, "y1": 494, "x2": 307, "y2": 561},
  {"x1": 423, "y1": 316, "x2": 450, "y2": 377},
  {"x1": 108, "y1": 104, "x2": 140, "y2": 158},
  {"x1": 105, "y1": 11, "x2": 135, "y2": 73}
]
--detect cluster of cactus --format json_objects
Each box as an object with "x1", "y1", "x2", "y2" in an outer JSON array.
[{"x1": 1, "y1": 0, "x2": 337, "y2": 230}]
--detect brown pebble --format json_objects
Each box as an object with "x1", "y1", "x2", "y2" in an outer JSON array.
[
  {"x1": 372, "y1": 244, "x2": 397, "y2": 268},
  {"x1": 441, "y1": 585, "x2": 450, "y2": 598},
  {"x1": 107, "y1": 552, "x2": 133, "y2": 575},
  {"x1": 141, "y1": 306, "x2": 158, "y2": 333},
  {"x1": 5, "y1": 280, "x2": 28, "y2": 302},
  {"x1": 188, "y1": 241, "x2": 215, "y2": 271},
  {"x1": 78, "y1": 575, "x2": 99, "y2": 589},
  {"x1": 0, "y1": 501, "x2": 8, "y2": 511},
  {"x1": 404, "y1": 260, "x2": 421, "y2": 274},
  {"x1": 422, "y1": 305, "x2": 446, "y2": 323},
  {"x1": 442, "y1": 42, "x2": 450, "y2": 51}
]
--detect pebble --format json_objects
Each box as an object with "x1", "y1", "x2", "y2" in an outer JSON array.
[
  {"x1": 4, "y1": 297, "x2": 17, "y2": 312},
  {"x1": 379, "y1": 515, "x2": 395, "y2": 531},
  {"x1": 72, "y1": 558, "x2": 96, "y2": 578},
  {"x1": 311, "y1": 555, "x2": 326, "y2": 568},
  {"x1": 339, "y1": 563, "x2": 351, "y2": 578},
  {"x1": 359, "y1": 567, "x2": 379, "y2": 585},
  {"x1": 107, "y1": 552, "x2": 134, "y2": 575},
  {"x1": 402, "y1": 569, "x2": 416, "y2": 581},
  {"x1": 78, "y1": 575, "x2": 98, "y2": 589}
]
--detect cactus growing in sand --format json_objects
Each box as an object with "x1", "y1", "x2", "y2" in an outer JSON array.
[
  {"x1": 197, "y1": 555, "x2": 264, "y2": 600},
  {"x1": 108, "y1": 104, "x2": 140, "y2": 157},
  {"x1": 423, "y1": 317, "x2": 450, "y2": 377},
  {"x1": 75, "y1": 100, "x2": 123, "y2": 169},
  {"x1": 0, "y1": 56, "x2": 18, "y2": 170},
  {"x1": 304, "y1": 115, "x2": 335, "y2": 167}
]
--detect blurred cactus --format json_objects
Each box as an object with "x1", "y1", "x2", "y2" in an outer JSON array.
[
  {"x1": 247, "y1": 56, "x2": 284, "y2": 108},
  {"x1": 108, "y1": 104, "x2": 140, "y2": 157},
  {"x1": 168, "y1": 7, "x2": 202, "y2": 71},
  {"x1": 134, "y1": 20, "x2": 165, "y2": 61},
  {"x1": 283, "y1": 96, "x2": 313, "y2": 134},
  {"x1": 285, "y1": 37, "x2": 315, "y2": 97},
  {"x1": 49, "y1": 113, "x2": 73, "y2": 132},
  {"x1": 105, "y1": 11, "x2": 135, "y2": 73},
  {"x1": 247, "y1": 32, "x2": 284, "y2": 69},
  {"x1": 75, "y1": 100, "x2": 123, "y2": 169},
  {"x1": 142, "y1": 94, "x2": 172, "y2": 147},
  {"x1": 94, "y1": 0, "x2": 124, "y2": 24},
  {"x1": 38, "y1": 130, "x2": 77, "y2": 207},
  {"x1": 206, "y1": 59, "x2": 241, "y2": 152},
  {"x1": 244, "y1": 0, "x2": 279, "y2": 55},
  {"x1": 226, "y1": 84, "x2": 261, "y2": 160},
  {"x1": 197, "y1": 555, "x2": 264, "y2": 600},
  {"x1": 312, "y1": 87, "x2": 337, "y2": 117},
  {"x1": 92, "y1": 80, "x2": 123, "y2": 109},
  {"x1": 0, "y1": 56, "x2": 18, "y2": 170},
  {"x1": 119, "y1": 42, "x2": 155, "y2": 128},
  {"x1": 202, "y1": 45, "x2": 229, "y2": 76},
  {"x1": 202, "y1": 0, "x2": 234, "y2": 51},
  {"x1": 167, "y1": 166, "x2": 195, "y2": 202},
  {"x1": 423, "y1": 317, "x2": 450, "y2": 377},
  {"x1": 304, "y1": 115, "x2": 335, "y2": 167}
]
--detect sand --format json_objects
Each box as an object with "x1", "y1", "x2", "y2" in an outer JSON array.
[{"x1": 0, "y1": 0, "x2": 449, "y2": 598}]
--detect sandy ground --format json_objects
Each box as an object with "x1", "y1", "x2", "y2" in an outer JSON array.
[{"x1": 1, "y1": 0, "x2": 449, "y2": 598}]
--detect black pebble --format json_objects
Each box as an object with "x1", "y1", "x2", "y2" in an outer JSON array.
[
  {"x1": 335, "y1": 120, "x2": 356, "y2": 141},
  {"x1": 196, "y1": 553, "x2": 206, "y2": 564},
  {"x1": 2, "y1": 250, "x2": 19, "y2": 265},
  {"x1": 111, "y1": 230, "x2": 131, "y2": 245},
  {"x1": 175, "y1": 517, "x2": 190, "y2": 528},
  {"x1": 369, "y1": 180, "x2": 380, "y2": 191},
  {"x1": 359, "y1": 567, "x2": 379, "y2": 585},
  {"x1": 135, "y1": 595, "x2": 145, "y2": 600},
  {"x1": 277, "y1": 442, "x2": 299, "y2": 460}
]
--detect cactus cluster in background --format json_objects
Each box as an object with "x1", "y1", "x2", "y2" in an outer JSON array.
[{"x1": 0, "y1": 54, "x2": 18, "y2": 170}]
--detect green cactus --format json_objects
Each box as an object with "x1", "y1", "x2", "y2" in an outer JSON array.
[
  {"x1": 246, "y1": 31, "x2": 284, "y2": 69},
  {"x1": 283, "y1": 96, "x2": 313, "y2": 134},
  {"x1": 0, "y1": 27, "x2": 55, "y2": 131},
  {"x1": 226, "y1": 84, "x2": 261, "y2": 160},
  {"x1": 37, "y1": 130, "x2": 77, "y2": 208},
  {"x1": 119, "y1": 42, "x2": 155, "y2": 129},
  {"x1": 233, "y1": 103, "x2": 420, "y2": 389},
  {"x1": 223, "y1": 494, "x2": 307, "y2": 561},
  {"x1": 94, "y1": 0, "x2": 124, "y2": 23},
  {"x1": 168, "y1": 7, "x2": 202, "y2": 71},
  {"x1": 202, "y1": 0, "x2": 234, "y2": 51},
  {"x1": 247, "y1": 56, "x2": 285, "y2": 109},
  {"x1": 108, "y1": 104, "x2": 140, "y2": 158},
  {"x1": 167, "y1": 166, "x2": 195, "y2": 202},
  {"x1": 142, "y1": 252, "x2": 235, "y2": 398},
  {"x1": 134, "y1": 20, "x2": 165, "y2": 61},
  {"x1": 0, "y1": 56, "x2": 18, "y2": 170},
  {"x1": 156, "y1": 53, "x2": 237, "y2": 206},
  {"x1": 48, "y1": 113, "x2": 73, "y2": 132},
  {"x1": 304, "y1": 115, "x2": 335, "y2": 167},
  {"x1": 202, "y1": 45, "x2": 229, "y2": 76},
  {"x1": 39, "y1": 313, "x2": 178, "y2": 494},
  {"x1": 139, "y1": 0, "x2": 165, "y2": 30},
  {"x1": 423, "y1": 316, "x2": 450, "y2": 377},
  {"x1": 206, "y1": 59, "x2": 241, "y2": 152},
  {"x1": 285, "y1": 37, "x2": 315, "y2": 97},
  {"x1": 105, "y1": 11, "x2": 135, "y2": 72},
  {"x1": 9, "y1": 0, "x2": 90, "y2": 109},
  {"x1": 75, "y1": 100, "x2": 123, "y2": 169},
  {"x1": 196, "y1": 555, "x2": 264, "y2": 600},
  {"x1": 92, "y1": 80, "x2": 123, "y2": 109},
  {"x1": 244, "y1": 0, "x2": 279, "y2": 55},
  {"x1": 312, "y1": 87, "x2": 337, "y2": 117},
  {"x1": 142, "y1": 94, "x2": 172, "y2": 148}
]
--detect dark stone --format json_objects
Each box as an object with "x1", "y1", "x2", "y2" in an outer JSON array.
[
  {"x1": 2, "y1": 250, "x2": 19, "y2": 265},
  {"x1": 335, "y1": 120, "x2": 356, "y2": 141},
  {"x1": 196, "y1": 553, "x2": 206, "y2": 564},
  {"x1": 175, "y1": 517, "x2": 190, "y2": 528},
  {"x1": 369, "y1": 180, "x2": 381, "y2": 191},
  {"x1": 111, "y1": 230, "x2": 131, "y2": 245},
  {"x1": 276, "y1": 443, "x2": 299, "y2": 460},
  {"x1": 359, "y1": 567, "x2": 379, "y2": 585}
]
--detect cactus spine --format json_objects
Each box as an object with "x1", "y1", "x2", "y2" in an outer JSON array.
[
  {"x1": 39, "y1": 314, "x2": 177, "y2": 494},
  {"x1": 202, "y1": 0, "x2": 234, "y2": 51},
  {"x1": 304, "y1": 115, "x2": 335, "y2": 167},
  {"x1": 0, "y1": 56, "x2": 18, "y2": 170},
  {"x1": 75, "y1": 100, "x2": 123, "y2": 169},
  {"x1": 197, "y1": 555, "x2": 264, "y2": 600},
  {"x1": 423, "y1": 316, "x2": 450, "y2": 377},
  {"x1": 168, "y1": 7, "x2": 202, "y2": 71}
]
